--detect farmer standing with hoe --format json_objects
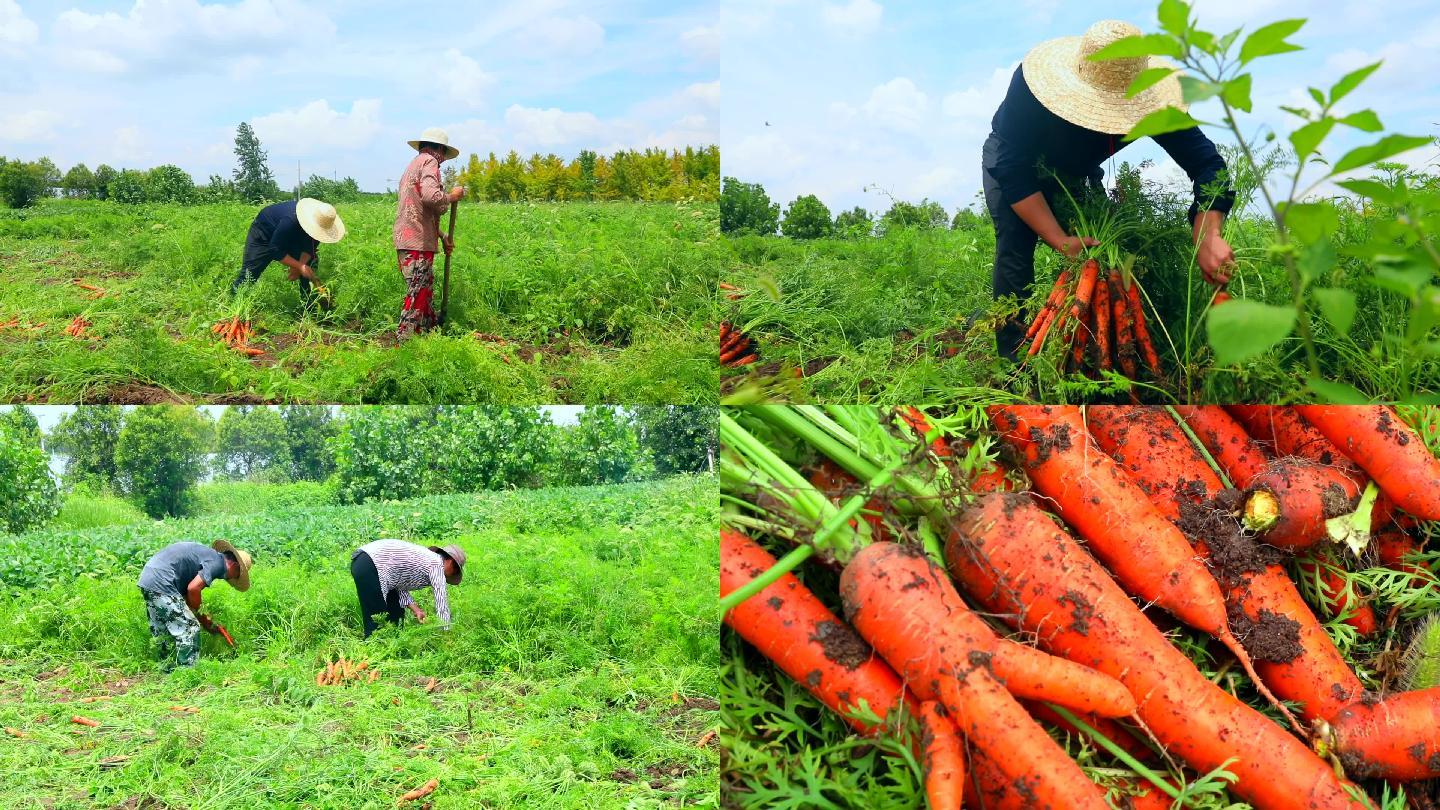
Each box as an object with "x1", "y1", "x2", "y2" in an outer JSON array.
[
  {"x1": 350, "y1": 540, "x2": 466, "y2": 638},
  {"x1": 232, "y1": 198, "x2": 346, "y2": 308},
  {"x1": 137, "y1": 540, "x2": 252, "y2": 669},
  {"x1": 983, "y1": 19, "x2": 1237, "y2": 361},
  {"x1": 394, "y1": 128, "x2": 466, "y2": 341}
]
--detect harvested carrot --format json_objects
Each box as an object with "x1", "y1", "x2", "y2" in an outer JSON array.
[
  {"x1": 946, "y1": 492, "x2": 1367, "y2": 810},
  {"x1": 718, "y1": 281, "x2": 740, "y2": 291},
  {"x1": 1211, "y1": 290, "x2": 1231, "y2": 306},
  {"x1": 1069, "y1": 259, "x2": 1099, "y2": 320},
  {"x1": 1092, "y1": 272, "x2": 1112, "y2": 371},
  {"x1": 1325, "y1": 687, "x2": 1440, "y2": 781},
  {"x1": 397, "y1": 778, "x2": 438, "y2": 803},
  {"x1": 720, "y1": 529, "x2": 912, "y2": 735},
  {"x1": 1027, "y1": 269, "x2": 1072, "y2": 341},
  {"x1": 424, "y1": 677, "x2": 438, "y2": 693},
  {"x1": 991, "y1": 637, "x2": 1136, "y2": 718},
  {"x1": 1022, "y1": 700, "x2": 1156, "y2": 763},
  {"x1": 917, "y1": 701, "x2": 964, "y2": 810},
  {"x1": 369, "y1": 669, "x2": 380, "y2": 683},
  {"x1": 719, "y1": 342, "x2": 753, "y2": 365},
  {"x1": 1125, "y1": 280, "x2": 1162, "y2": 376},
  {"x1": 1109, "y1": 276, "x2": 1138, "y2": 379},
  {"x1": 1294, "y1": 405, "x2": 1440, "y2": 520},
  {"x1": 5, "y1": 727, "x2": 28, "y2": 738},
  {"x1": 719, "y1": 321, "x2": 732, "y2": 343},
  {"x1": 1026, "y1": 303, "x2": 1059, "y2": 358},
  {"x1": 729, "y1": 354, "x2": 759, "y2": 367},
  {"x1": 238, "y1": 346, "x2": 265, "y2": 357},
  {"x1": 1172, "y1": 405, "x2": 1271, "y2": 488},
  {"x1": 70, "y1": 716, "x2": 99, "y2": 728},
  {"x1": 840, "y1": 541, "x2": 1109, "y2": 809},
  {"x1": 1243, "y1": 457, "x2": 1359, "y2": 549}
]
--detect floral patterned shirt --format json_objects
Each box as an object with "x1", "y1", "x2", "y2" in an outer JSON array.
[{"x1": 393, "y1": 152, "x2": 448, "y2": 251}]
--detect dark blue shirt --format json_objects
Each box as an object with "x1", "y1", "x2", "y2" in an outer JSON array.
[
  {"x1": 250, "y1": 200, "x2": 318, "y2": 263},
  {"x1": 988, "y1": 65, "x2": 1234, "y2": 216},
  {"x1": 138, "y1": 542, "x2": 228, "y2": 596}
]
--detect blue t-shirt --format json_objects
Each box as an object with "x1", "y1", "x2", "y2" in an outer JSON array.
[
  {"x1": 138, "y1": 542, "x2": 228, "y2": 596},
  {"x1": 250, "y1": 200, "x2": 319, "y2": 263}
]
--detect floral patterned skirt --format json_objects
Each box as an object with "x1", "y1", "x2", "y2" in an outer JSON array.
[{"x1": 397, "y1": 249, "x2": 436, "y2": 340}]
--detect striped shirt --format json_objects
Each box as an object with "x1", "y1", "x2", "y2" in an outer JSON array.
[{"x1": 353, "y1": 539, "x2": 451, "y2": 627}]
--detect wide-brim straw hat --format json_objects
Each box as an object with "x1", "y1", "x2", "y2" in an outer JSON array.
[
  {"x1": 295, "y1": 197, "x2": 346, "y2": 244},
  {"x1": 430, "y1": 544, "x2": 466, "y2": 585},
  {"x1": 212, "y1": 540, "x2": 253, "y2": 592},
  {"x1": 1021, "y1": 19, "x2": 1186, "y2": 135},
  {"x1": 407, "y1": 127, "x2": 460, "y2": 161}
]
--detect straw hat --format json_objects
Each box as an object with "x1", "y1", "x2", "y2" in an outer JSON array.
[
  {"x1": 295, "y1": 198, "x2": 346, "y2": 244},
  {"x1": 407, "y1": 127, "x2": 460, "y2": 160},
  {"x1": 211, "y1": 540, "x2": 253, "y2": 592},
  {"x1": 429, "y1": 544, "x2": 466, "y2": 585},
  {"x1": 1021, "y1": 20, "x2": 1186, "y2": 135}
]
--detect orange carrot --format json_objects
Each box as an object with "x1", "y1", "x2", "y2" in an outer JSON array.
[
  {"x1": 1022, "y1": 701, "x2": 1157, "y2": 764},
  {"x1": 1243, "y1": 457, "x2": 1359, "y2": 549},
  {"x1": 1125, "y1": 280, "x2": 1162, "y2": 376},
  {"x1": 1082, "y1": 406, "x2": 1366, "y2": 725},
  {"x1": 1326, "y1": 687, "x2": 1440, "y2": 781},
  {"x1": 1068, "y1": 308, "x2": 1091, "y2": 372},
  {"x1": 1109, "y1": 277, "x2": 1138, "y2": 379},
  {"x1": 1092, "y1": 273, "x2": 1112, "y2": 372},
  {"x1": 992, "y1": 637, "x2": 1136, "y2": 717},
  {"x1": 720, "y1": 529, "x2": 912, "y2": 735},
  {"x1": 1026, "y1": 302, "x2": 1060, "y2": 358},
  {"x1": 1211, "y1": 290, "x2": 1231, "y2": 306},
  {"x1": 1172, "y1": 405, "x2": 1271, "y2": 488},
  {"x1": 840, "y1": 541, "x2": 1109, "y2": 809},
  {"x1": 918, "y1": 701, "x2": 964, "y2": 810},
  {"x1": 1027, "y1": 270, "x2": 1072, "y2": 341},
  {"x1": 398, "y1": 778, "x2": 438, "y2": 803},
  {"x1": 1294, "y1": 405, "x2": 1440, "y2": 521},
  {"x1": 947, "y1": 492, "x2": 1367, "y2": 810},
  {"x1": 238, "y1": 346, "x2": 265, "y2": 357},
  {"x1": 1069, "y1": 259, "x2": 1100, "y2": 320},
  {"x1": 719, "y1": 342, "x2": 752, "y2": 365},
  {"x1": 729, "y1": 353, "x2": 759, "y2": 367},
  {"x1": 70, "y1": 716, "x2": 99, "y2": 727},
  {"x1": 806, "y1": 458, "x2": 890, "y2": 542},
  {"x1": 719, "y1": 321, "x2": 733, "y2": 343}
]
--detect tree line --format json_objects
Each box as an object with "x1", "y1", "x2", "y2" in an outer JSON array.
[
  {"x1": 457, "y1": 145, "x2": 720, "y2": 203},
  {"x1": 0, "y1": 405, "x2": 717, "y2": 532},
  {"x1": 719, "y1": 177, "x2": 988, "y2": 239}
]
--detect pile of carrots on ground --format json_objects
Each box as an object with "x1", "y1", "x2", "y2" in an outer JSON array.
[
  {"x1": 1025, "y1": 259, "x2": 1163, "y2": 381},
  {"x1": 719, "y1": 321, "x2": 759, "y2": 368},
  {"x1": 720, "y1": 403, "x2": 1440, "y2": 809},
  {"x1": 314, "y1": 656, "x2": 380, "y2": 686},
  {"x1": 64, "y1": 315, "x2": 92, "y2": 339},
  {"x1": 212, "y1": 317, "x2": 265, "y2": 357}
]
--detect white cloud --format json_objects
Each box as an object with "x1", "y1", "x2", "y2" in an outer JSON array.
[
  {"x1": 503, "y1": 105, "x2": 607, "y2": 147},
  {"x1": 681, "y1": 25, "x2": 720, "y2": 61},
  {"x1": 514, "y1": 14, "x2": 605, "y2": 55},
  {"x1": 0, "y1": 109, "x2": 58, "y2": 142},
  {"x1": 437, "y1": 49, "x2": 496, "y2": 109},
  {"x1": 54, "y1": 0, "x2": 335, "y2": 74},
  {"x1": 251, "y1": 99, "x2": 383, "y2": 154},
  {"x1": 862, "y1": 77, "x2": 929, "y2": 132},
  {"x1": 685, "y1": 80, "x2": 720, "y2": 107},
  {"x1": 0, "y1": 0, "x2": 38, "y2": 59},
  {"x1": 112, "y1": 125, "x2": 146, "y2": 163},
  {"x1": 440, "y1": 119, "x2": 502, "y2": 158},
  {"x1": 822, "y1": 0, "x2": 882, "y2": 34}
]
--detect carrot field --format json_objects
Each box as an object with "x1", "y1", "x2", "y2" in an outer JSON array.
[{"x1": 0, "y1": 199, "x2": 720, "y2": 405}]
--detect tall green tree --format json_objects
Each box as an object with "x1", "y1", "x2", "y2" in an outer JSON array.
[
  {"x1": 632, "y1": 406, "x2": 717, "y2": 474},
  {"x1": 0, "y1": 418, "x2": 59, "y2": 534},
  {"x1": 0, "y1": 406, "x2": 41, "y2": 443},
  {"x1": 332, "y1": 407, "x2": 437, "y2": 503},
  {"x1": 834, "y1": 206, "x2": 873, "y2": 238},
  {"x1": 780, "y1": 194, "x2": 833, "y2": 239},
  {"x1": 719, "y1": 177, "x2": 780, "y2": 235},
  {"x1": 92, "y1": 164, "x2": 117, "y2": 200},
  {"x1": 62, "y1": 163, "x2": 96, "y2": 198},
  {"x1": 115, "y1": 407, "x2": 215, "y2": 518},
  {"x1": 430, "y1": 407, "x2": 554, "y2": 492},
  {"x1": 215, "y1": 406, "x2": 289, "y2": 480},
  {"x1": 0, "y1": 157, "x2": 51, "y2": 208},
  {"x1": 551, "y1": 407, "x2": 649, "y2": 486},
  {"x1": 233, "y1": 122, "x2": 279, "y2": 203},
  {"x1": 281, "y1": 406, "x2": 338, "y2": 481},
  {"x1": 146, "y1": 165, "x2": 196, "y2": 204},
  {"x1": 48, "y1": 406, "x2": 123, "y2": 491}
]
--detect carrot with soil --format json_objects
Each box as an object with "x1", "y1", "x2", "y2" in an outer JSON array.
[
  {"x1": 1124, "y1": 279, "x2": 1162, "y2": 376},
  {"x1": 1294, "y1": 405, "x2": 1440, "y2": 521},
  {"x1": 918, "y1": 701, "x2": 965, "y2": 810},
  {"x1": 1172, "y1": 405, "x2": 1271, "y2": 488}
]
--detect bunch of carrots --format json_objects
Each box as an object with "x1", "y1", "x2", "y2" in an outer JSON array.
[
  {"x1": 64, "y1": 315, "x2": 92, "y2": 338},
  {"x1": 720, "y1": 403, "x2": 1440, "y2": 809},
  {"x1": 1025, "y1": 259, "x2": 1163, "y2": 381},
  {"x1": 212, "y1": 317, "x2": 265, "y2": 357},
  {"x1": 719, "y1": 321, "x2": 759, "y2": 368},
  {"x1": 315, "y1": 656, "x2": 379, "y2": 686}
]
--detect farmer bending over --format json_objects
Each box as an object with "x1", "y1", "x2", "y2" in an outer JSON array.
[
  {"x1": 350, "y1": 539, "x2": 466, "y2": 638},
  {"x1": 233, "y1": 197, "x2": 346, "y2": 309},
  {"x1": 393, "y1": 127, "x2": 466, "y2": 341},
  {"x1": 137, "y1": 540, "x2": 252, "y2": 669},
  {"x1": 982, "y1": 19, "x2": 1236, "y2": 361}
]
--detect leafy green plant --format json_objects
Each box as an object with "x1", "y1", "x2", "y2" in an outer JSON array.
[{"x1": 0, "y1": 420, "x2": 59, "y2": 534}]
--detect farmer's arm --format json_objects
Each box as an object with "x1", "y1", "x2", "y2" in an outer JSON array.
[
  {"x1": 1010, "y1": 193, "x2": 1098, "y2": 258},
  {"x1": 185, "y1": 574, "x2": 209, "y2": 621},
  {"x1": 279, "y1": 252, "x2": 317, "y2": 281},
  {"x1": 992, "y1": 96, "x2": 1096, "y2": 256},
  {"x1": 1154, "y1": 128, "x2": 1237, "y2": 284}
]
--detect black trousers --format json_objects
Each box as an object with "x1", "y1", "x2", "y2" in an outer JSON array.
[
  {"x1": 233, "y1": 221, "x2": 316, "y2": 303},
  {"x1": 350, "y1": 552, "x2": 403, "y2": 638},
  {"x1": 981, "y1": 133, "x2": 1095, "y2": 361}
]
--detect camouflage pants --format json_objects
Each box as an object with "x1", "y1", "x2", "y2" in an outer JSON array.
[
  {"x1": 142, "y1": 589, "x2": 201, "y2": 669},
  {"x1": 397, "y1": 249, "x2": 436, "y2": 341}
]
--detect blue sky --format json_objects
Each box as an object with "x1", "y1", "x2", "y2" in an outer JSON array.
[
  {"x1": 0, "y1": 0, "x2": 717, "y2": 191},
  {"x1": 721, "y1": 0, "x2": 1440, "y2": 217}
]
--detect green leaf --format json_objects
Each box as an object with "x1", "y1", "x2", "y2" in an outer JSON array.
[
  {"x1": 1207, "y1": 300, "x2": 1298, "y2": 365},
  {"x1": 1329, "y1": 61, "x2": 1382, "y2": 105},
  {"x1": 1157, "y1": 0, "x2": 1190, "y2": 37},
  {"x1": 1305, "y1": 378, "x2": 1370, "y2": 404},
  {"x1": 1295, "y1": 239, "x2": 1337, "y2": 284},
  {"x1": 1371, "y1": 265, "x2": 1431, "y2": 298},
  {"x1": 1332, "y1": 134, "x2": 1434, "y2": 175},
  {"x1": 1221, "y1": 73, "x2": 1252, "y2": 112},
  {"x1": 1337, "y1": 110, "x2": 1383, "y2": 132},
  {"x1": 1279, "y1": 105, "x2": 1312, "y2": 120},
  {"x1": 1307, "y1": 87, "x2": 1325, "y2": 107},
  {"x1": 1088, "y1": 33, "x2": 1182, "y2": 61},
  {"x1": 1238, "y1": 19, "x2": 1306, "y2": 65},
  {"x1": 1179, "y1": 76, "x2": 1222, "y2": 104},
  {"x1": 1336, "y1": 179, "x2": 1405, "y2": 205},
  {"x1": 1126, "y1": 67, "x2": 1178, "y2": 99},
  {"x1": 1123, "y1": 106, "x2": 1200, "y2": 142},
  {"x1": 1284, "y1": 202, "x2": 1340, "y2": 244},
  {"x1": 1188, "y1": 29, "x2": 1215, "y2": 54},
  {"x1": 1287, "y1": 118, "x2": 1335, "y2": 161},
  {"x1": 1312, "y1": 287, "x2": 1356, "y2": 334},
  {"x1": 1216, "y1": 27, "x2": 1243, "y2": 55}
]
